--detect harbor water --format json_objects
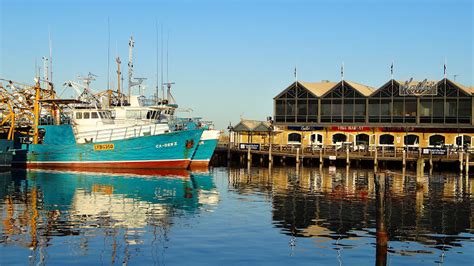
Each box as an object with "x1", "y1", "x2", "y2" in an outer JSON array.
[{"x1": 0, "y1": 167, "x2": 473, "y2": 265}]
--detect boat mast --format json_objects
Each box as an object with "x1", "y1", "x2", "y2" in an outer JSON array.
[
  {"x1": 33, "y1": 78, "x2": 41, "y2": 144},
  {"x1": 127, "y1": 36, "x2": 139, "y2": 102},
  {"x1": 116, "y1": 56, "x2": 121, "y2": 105}
]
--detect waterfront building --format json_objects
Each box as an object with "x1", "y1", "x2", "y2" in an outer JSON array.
[{"x1": 233, "y1": 78, "x2": 474, "y2": 150}]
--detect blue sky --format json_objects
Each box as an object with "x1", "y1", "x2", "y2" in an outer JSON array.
[{"x1": 1, "y1": 0, "x2": 472, "y2": 129}]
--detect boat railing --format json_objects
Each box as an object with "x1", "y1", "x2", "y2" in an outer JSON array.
[{"x1": 74, "y1": 123, "x2": 169, "y2": 143}]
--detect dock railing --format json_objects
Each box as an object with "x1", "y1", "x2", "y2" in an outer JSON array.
[{"x1": 221, "y1": 142, "x2": 468, "y2": 161}]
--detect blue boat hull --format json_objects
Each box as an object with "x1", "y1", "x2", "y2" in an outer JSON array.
[
  {"x1": 0, "y1": 139, "x2": 13, "y2": 170},
  {"x1": 12, "y1": 125, "x2": 203, "y2": 169},
  {"x1": 190, "y1": 138, "x2": 218, "y2": 167}
]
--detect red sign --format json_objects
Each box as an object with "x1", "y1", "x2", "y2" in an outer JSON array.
[{"x1": 331, "y1": 126, "x2": 370, "y2": 132}]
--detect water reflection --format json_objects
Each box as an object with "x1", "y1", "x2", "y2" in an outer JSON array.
[
  {"x1": 1, "y1": 166, "x2": 472, "y2": 265},
  {"x1": 0, "y1": 169, "x2": 218, "y2": 265},
  {"x1": 228, "y1": 167, "x2": 473, "y2": 263}
]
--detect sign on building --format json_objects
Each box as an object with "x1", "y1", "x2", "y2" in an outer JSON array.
[
  {"x1": 399, "y1": 79, "x2": 438, "y2": 96},
  {"x1": 287, "y1": 126, "x2": 324, "y2": 131},
  {"x1": 239, "y1": 143, "x2": 261, "y2": 150},
  {"x1": 422, "y1": 148, "x2": 447, "y2": 155}
]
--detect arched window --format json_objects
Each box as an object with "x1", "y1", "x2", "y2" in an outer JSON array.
[
  {"x1": 455, "y1": 135, "x2": 471, "y2": 147},
  {"x1": 356, "y1": 134, "x2": 370, "y2": 146},
  {"x1": 379, "y1": 134, "x2": 394, "y2": 145},
  {"x1": 332, "y1": 133, "x2": 347, "y2": 144},
  {"x1": 311, "y1": 133, "x2": 323, "y2": 144},
  {"x1": 404, "y1": 134, "x2": 419, "y2": 146},
  {"x1": 429, "y1": 135, "x2": 445, "y2": 146},
  {"x1": 288, "y1": 133, "x2": 302, "y2": 144}
]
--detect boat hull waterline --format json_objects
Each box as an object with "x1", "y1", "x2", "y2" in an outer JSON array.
[{"x1": 12, "y1": 125, "x2": 204, "y2": 170}]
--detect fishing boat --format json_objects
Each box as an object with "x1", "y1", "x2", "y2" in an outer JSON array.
[
  {"x1": 11, "y1": 104, "x2": 203, "y2": 169},
  {"x1": 0, "y1": 77, "x2": 204, "y2": 170}
]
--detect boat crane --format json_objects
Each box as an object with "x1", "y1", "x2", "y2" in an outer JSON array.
[
  {"x1": 63, "y1": 73, "x2": 102, "y2": 108},
  {"x1": 0, "y1": 77, "x2": 47, "y2": 143}
]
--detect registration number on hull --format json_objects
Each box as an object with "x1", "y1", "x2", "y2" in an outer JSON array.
[{"x1": 94, "y1": 144, "x2": 115, "y2": 151}]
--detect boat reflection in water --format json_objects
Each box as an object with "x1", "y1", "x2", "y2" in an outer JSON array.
[
  {"x1": 0, "y1": 168, "x2": 218, "y2": 265},
  {"x1": 228, "y1": 166, "x2": 473, "y2": 265},
  {"x1": 1, "y1": 166, "x2": 472, "y2": 265}
]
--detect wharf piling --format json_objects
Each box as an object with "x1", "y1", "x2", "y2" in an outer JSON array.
[
  {"x1": 466, "y1": 153, "x2": 469, "y2": 175},
  {"x1": 296, "y1": 148, "x2": 300, "y2": 165},
  {"x1": 375, "y1": 172, "x2": 388, "y2": 266}
]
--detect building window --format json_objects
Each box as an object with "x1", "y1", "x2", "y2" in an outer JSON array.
[
  {"x1": 458, "y1": 98, "x2": 471, "y2": 123},
  {"x1": 308, "y1": 99, "x2": 318, "y2": 122},
  {"x1": 445, "y1": 99, "x2": 457, "y2": 123},
  {"x1": 311, "y1": 133, "x2": 323, "y2": 144},
  {"x1": 380, "y1": 99, "x2": 391, "y2": 123},
  {"x1": 354, "y1": 99, "x2": 366, "y2": 122},
  {"x1": 275, "y1": 100, "x2": 285, "y2": 122},
  {"x1": 356, "y1": 134, "x2": 369, "y2": 146},
  {"x1": 429, "y1": 134, "x2": 445, "y2": 146},
  {"x1": 297, "y1": 99, "x2": 307, "y2": 122},
  {"x1": 288, "y1": 133, "x2": 301, "y2": 144},
  {"x1": 456, "y1": 135, "x2": 471, "y2": 147},
  {"x1": 332, "y1": 133, "x2": 347, "y2": 144},
  {"x1": 379, "y1": 134, "x2": 394, "y2": 145},
  {"x1": 432, "y1": 99, "x2": 444, "y2": 123},
  {"x1": 420, "y1": 99, "x2": 432, "y2": 123},
  {"x1": 404, "y1": 134, "x2": 419, "y2": 146},
  {"x1": 369, "y1": 99, "x2": 380, "y2": 122},
  {"x1": 404, "y1": 99, "x2": 416, "y2": 123}
]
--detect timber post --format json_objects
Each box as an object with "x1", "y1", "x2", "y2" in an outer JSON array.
[
  {"x1": 402, "y1": 149, "x2": 406, "y2": 168},
  {"x1": 346, "y1": 146, "x2": 350, "y2": 166},
  {"x1": 319, "y1": 148, "x2": 323, "y2": 165},
  {"x1": 466, "y1": 152, "x2": 469, "y2": 175},
  {"x1": 375, "y1": 172, "x2": 388, "y2": 266},
  {"x1": 247, "y1": 145, "x2": 251, "y2": 165},
  {"x1": 429, "y1": 150, "x2": 433, "y2": 173},
  {"x1": 296, "y1": 148, "x2": 300, "y2": 166}
]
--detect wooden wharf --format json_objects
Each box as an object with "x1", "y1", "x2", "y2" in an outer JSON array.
[{"x1": 214, "y1": 143, "x2": 473, "y2": 174}]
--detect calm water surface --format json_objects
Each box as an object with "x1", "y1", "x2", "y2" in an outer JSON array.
[{"x1": 0, "y1": 167, "x2": 473, "y2": 265}]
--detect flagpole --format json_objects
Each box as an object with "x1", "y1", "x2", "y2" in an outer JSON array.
[
  {"x1": 294, "y1": 65, "x2": 297, "y2": 87},
  {"x1": 444, "y1": 57, "x2": 447, "y2": 86},
  {"x1": 391, "y1": 61, "x2": 394, "y2": 88},
  {"x1": 341, "y1": 61, "x2": 344, "y2": 87}
]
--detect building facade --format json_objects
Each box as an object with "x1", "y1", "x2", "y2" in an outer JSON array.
[{"x1": 259, "y1": 78, "x2": 474, "y2": 149}]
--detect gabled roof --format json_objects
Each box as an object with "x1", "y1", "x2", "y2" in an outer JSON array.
[
  {"x1": 232, "y1": 119, "x2": 272, "y2": 132},
  {"x1": 273, "y1": 81, "x2": 337, "y2": 99},
  {"x1": 299, "y1": 81, "x2": 338, "y2": 97},
  {"x1": 442, "y1": 78, "x2": 473, "y2": 95},
  {"x1": 319, "y1": 80, "x2": 375, "y2": 97},
  {"x1": 343, "y1": 81, "x2": 376, "y2": 96}
]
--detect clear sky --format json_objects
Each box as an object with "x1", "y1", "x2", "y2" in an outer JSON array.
[{"x1": 1, "y1": 0, "x2": 472, "y2": 129}]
